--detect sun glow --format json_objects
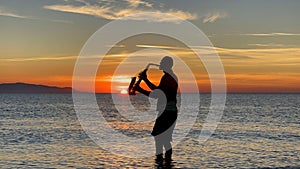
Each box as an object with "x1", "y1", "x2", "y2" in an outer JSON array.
[{"x1": 120, "y1": 89, "x2": 128, "y2": 94}]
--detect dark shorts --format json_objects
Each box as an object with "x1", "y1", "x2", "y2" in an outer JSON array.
[{"x1": 151, "y1": 110, "x2": 178, "y2": 140}]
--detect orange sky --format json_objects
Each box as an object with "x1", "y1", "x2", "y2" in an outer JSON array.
[
  {"x1": 1, "y1": 1, "x2": 300, "y2": 93},
  {"x1": 1, "y1": 42, "x2": 300, "y2": 93},
  {"x1": 1, "y1": 45, "x2": 300, "y2": 93}
]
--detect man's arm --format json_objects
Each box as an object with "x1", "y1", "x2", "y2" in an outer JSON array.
[
  {"x1": 133, "y1": 85, "x2": 150, "y2": 96},
  {"x1": 143, "y1": 78, "x2": 158, "y2": 90},
  {"x1": 138, "y1": 72, "x2": 158, "y2": 90}
]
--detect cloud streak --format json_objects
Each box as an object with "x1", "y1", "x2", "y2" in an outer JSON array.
[
  {"x1": 0, "y1": 7, "x2": 29, "y2": 19},
  {"x1": 125, "y1": 0, "x2": 153, "y2": 8},
  {"x1": 203, "y1": 12, "x2": 227, "y2": 23},
  {"x1": 242, "y1": 32, "x2": 300, "y2": 36},
  {"x1": 44, "y1": 0, "x2": 197, "y2": 22},
  {"x1": 248, "y1": 43, "x2": 291, "y2": 48},
  {"x1": 1, "y1": 56, "x2": 77, "y2": 62}
]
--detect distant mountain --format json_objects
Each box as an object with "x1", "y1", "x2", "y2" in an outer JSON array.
[{"x1": 0, "y1": 82, "x2": 73, "y2": 93}]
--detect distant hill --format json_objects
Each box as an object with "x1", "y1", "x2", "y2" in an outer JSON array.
[{"x1": 0, "y1": 82, "x2": 73, "y2": 93}]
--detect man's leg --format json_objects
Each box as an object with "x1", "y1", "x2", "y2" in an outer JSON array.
[
  {"x1": 154, "y1": 136, "x2": 163, "y2": 160},
  {"x1": 164, "y1": 140, "x2": 172, "y2": 160}
]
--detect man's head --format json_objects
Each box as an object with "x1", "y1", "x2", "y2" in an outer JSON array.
[{"x1": 159, "y1": 56, "x2": 173, "y2": 71}]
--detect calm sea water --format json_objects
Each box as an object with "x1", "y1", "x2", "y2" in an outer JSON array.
[{"x1": 0, "y1": 94, "x2": 299, "y2": 168}]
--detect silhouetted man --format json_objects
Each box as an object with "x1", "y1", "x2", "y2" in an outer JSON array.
[{"x1": 134, "y1": 56, "x2": 178, "y2": 161}]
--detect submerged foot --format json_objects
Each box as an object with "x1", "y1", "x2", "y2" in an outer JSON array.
[
  {"x1": 165, "y1": 149, "x2": 172, "y2": 161},
  {"x1": 155, "y1": 154, "x2": 164, "y2": 162}
]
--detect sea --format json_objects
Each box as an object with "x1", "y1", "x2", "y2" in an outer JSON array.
[{"x1": 0, "y1": 94, "x2": 299, "y2": 169}]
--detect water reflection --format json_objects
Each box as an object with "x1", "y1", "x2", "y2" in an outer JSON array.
[
  {"x1": 154, "y1": 158, "x2": 177, "y2": 169},
  {"x1": 1, "y1": 94, "x2": 300, "y2": 168}
]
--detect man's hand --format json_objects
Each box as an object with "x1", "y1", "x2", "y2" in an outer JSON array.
[
  {"x1": 132, "y1": 84, "x2": 142, "y2": 93},
  {"x1": 138, "y1": 71, "x2": 147, "y2": 81},
  {"x1": 132, "y1": 83, "x2": 150, "y2": 96}
]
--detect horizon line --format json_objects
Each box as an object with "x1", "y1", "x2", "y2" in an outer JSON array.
[{"x1": 1, "y1": 82, "x2": 300, "y2": 94}]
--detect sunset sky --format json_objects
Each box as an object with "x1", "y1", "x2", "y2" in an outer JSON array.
[{"x1": 1, "y1": 0, "x2": 300, "y2": 93}]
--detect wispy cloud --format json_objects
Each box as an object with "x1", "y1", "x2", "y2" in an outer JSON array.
[
  {"x1": 125, "y1": 0, "x2": 153, "y2": 8},
  {"x1": 136, "y1": 44, "x2": 189, "y2": 50},
  {"x1": 242, "y1": 32, "x2": 300, "y2": 36},
  {"x1": 248, "y1": 43, "x2": 291, "y2": 48},
  {"x1": 44, "y1": 0, "x2": 197, "y2": 22},
  {"x1": 133, "y1": 44, "x2": 298, "y2": 61},
  {"x1": 1, "y1": 56, "x2": 77, "y2": 62},
  {"x1": 214, "y1": 47, "x2": 300, "y2": 67},
  {"x1": 0, "y1": 5, "x2": 72, "y2": 24},
  {"x1": 44, "y1": 5, "x2": 114, "y2": 19},
  {"x1": 203, "y1": 12, "x2": 227, "y2": 23},
  {"x1": 0, "y1": 7, "x2": 29, "y2": 19},
  {"x1": 120, "y1": 10, "x2": 197, "y2": 23},
  {"x1": 0, "y1": 54, "x2": 128, "y2": 62}
]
